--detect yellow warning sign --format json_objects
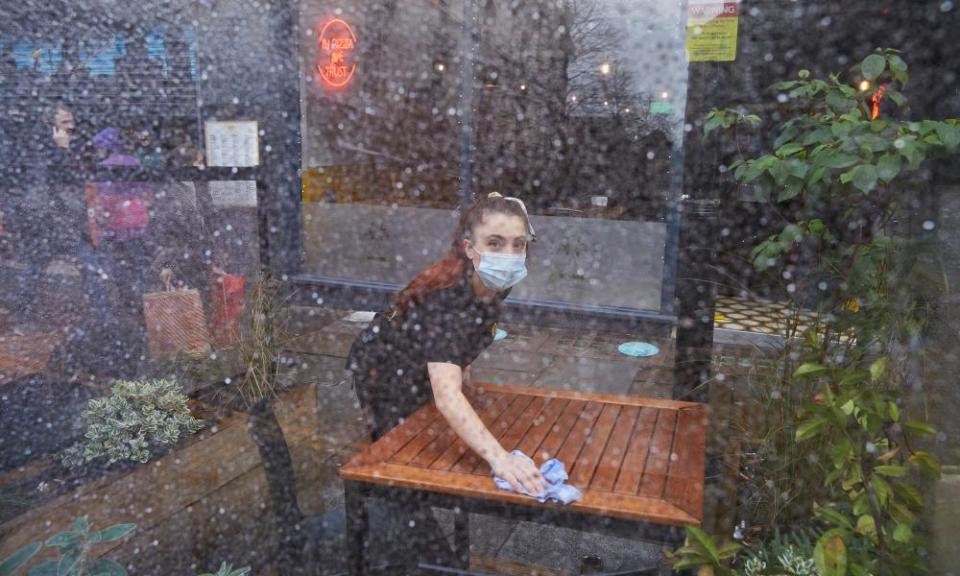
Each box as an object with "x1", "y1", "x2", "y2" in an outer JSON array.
[{"x1": 687, "y1": 1, "x2": 740, "y2": 62}]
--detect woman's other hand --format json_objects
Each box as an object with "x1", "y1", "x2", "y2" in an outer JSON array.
[{"x1": 491, "y1": 451, "x2": 547, "y2": 495}]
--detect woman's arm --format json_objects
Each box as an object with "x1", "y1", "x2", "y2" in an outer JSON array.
[{"x1": 428, "y1": 362, "x2": 546, "y2": 494}]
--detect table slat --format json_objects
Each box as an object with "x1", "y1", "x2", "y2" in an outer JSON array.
[
  {"x1": 514, "y1": 398, "x2": 570, "y2": 461},
  {"x1": 637, "y1": 409, "x2": 678, "y2": 498},
  {"x1": 613, "y1": 407, "x2": 659, "y2": 495},
  {"x1": 664, "y1": 406, "x2": 707, "y2": 516},
  {"x1": 409, "y1": 391, "x2": 501, "y2": 468},
  {"x1": 389, "y1": 415, "x2": 451, "y2": 465},
  {"x1": 429, "y1": 393, "x2": 514, "y2": 471},
  {"x1": 555, "y1": 402, "x2": 604, "y2": 472},
  {"x1": 569, "y1": 404, "x2": 622, "y2": 488},
  {"x1": 533, "y1": 400, "x2": 588, "y2": 464},
  {"x1": 351, "y1": 403, "x2": 443, "y2": 467},
  {"x1": 452, "y1": 394, "x2": 533, "y2": 473},
  {"x1": 589, "y1": 405, "x2": 641, "y2": 492},
  {"x1": 473, "y1": 395, "x2": 550, "y2": 475}
]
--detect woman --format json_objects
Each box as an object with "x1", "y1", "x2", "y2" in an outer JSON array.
[{"x1": 345, "y1": 192, "x2": 547, "y2": 564}]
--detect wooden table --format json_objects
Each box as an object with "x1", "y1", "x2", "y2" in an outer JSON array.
[{"x1": 339, "y1": 383, "x2": 707, "y2": 575}]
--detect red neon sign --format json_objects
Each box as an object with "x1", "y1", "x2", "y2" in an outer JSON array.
[{"x1": 316, "y1": 18, "x2": 357, "y2": 89}]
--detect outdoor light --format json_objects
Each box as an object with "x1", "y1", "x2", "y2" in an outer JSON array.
[
  {"x1": 859, "y1": 79, "x2": 872, "y2": 91},
  {"x1": 600, "y1": 62, "x2": 611, "y2": 75},
  {"x1": 661, "y1": 91, "x2": 670, "y2": 99},
  {"x1": 436, "y1": 63, "x2": 446, "y2": 72},
  {"x1": 520, "y1": 83, "x2": 527, "y2": 91}
]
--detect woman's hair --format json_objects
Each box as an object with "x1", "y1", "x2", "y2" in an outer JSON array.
[{"x1": 390, "y1": 193, "x2": 532, "y2": 318}]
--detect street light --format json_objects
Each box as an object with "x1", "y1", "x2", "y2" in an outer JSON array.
[
  {"x1": 600, "y1": 62, "x2": 611, "y2": 75},
  {"x1": 661, "y1": 91, "x2": 670, "y2": 99}
]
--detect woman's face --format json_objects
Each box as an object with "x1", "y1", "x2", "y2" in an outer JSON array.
[{"x1": 463, "y1": 212, "x2": 528, "y2": 268}]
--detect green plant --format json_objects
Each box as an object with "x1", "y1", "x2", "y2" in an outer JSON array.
[
  {"x1": 198, "y1": 562, "x2": 251, "y2": 576},
  {"x1": 663, "y1": 526, "x2": 742, "y2": 575},
  {"x1": 742, "y1": 528, "x2": 820, "y2": 576},
  {"x1": 1, "y1": 516, "x2": 134, "y2": 576},
  {"x1": 674, "y1": 48, "x2": 956, "y2": 576},
  {"x1": 61, "y1": 379, "x2": 204, "y2": 469},
  {"x1": 1, "y1": 542, "x2": 40, "y2": 576}
]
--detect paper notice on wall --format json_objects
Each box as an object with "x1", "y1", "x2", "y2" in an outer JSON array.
[
  {"x1": 209, "y1": 180, "x2": 258, "y2": 208},
  {"x1": 687, "y1": 1, "x2": 740, "y2": 62},
  {"x1": 204, "y1": 121, "x2": 260, "y2": 167}
]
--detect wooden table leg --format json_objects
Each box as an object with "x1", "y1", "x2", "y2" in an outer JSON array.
[
  {"x1": 344, "y1": 481, "x2": 369, "y2": 576},
  {"x1": 453, "y1": 506, "x2": 470, "y2": 570}
]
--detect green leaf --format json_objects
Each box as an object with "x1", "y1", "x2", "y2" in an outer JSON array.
[
  {"x1": 856, "y1": 133, "x2": 889, "y2": 152},
  {"x1": 848, "y1": 164, "x2": 879, "y2": 193},
  {"x1": 874, "y1": 465, "x2": 908, "y2": 478},
  {"x1": 856, "y1": 514, "x2": 876, "y2": 536},
  {"x1": 795, "y1": 363, "x2": 828, "y2": 376},
  {"x1": 717, "y1": 542, "x2": 742, "y2": 559},
  {"x1": 777, "y1": 142, "x2": 806, "y2": 157},
  {"x1": 804, "y1": 127, "x2": 834, "y2": 146},
  {"x1": 903, "y1": 421, "x2": 936, "y2": 436},
  {"x1": 799, "y1": 69, "x2": 810, "y2": 79},
  {"x1": 827, "y1": 91, "x2": 856, "y2": 113},
  {"x1": 888, "y1": 54, "x2": 908, "y2": 85},
  {"x1": 893, "y1": 522, "x2": 913, "y2": 543},
  {"x1": 778, "y1": 180, "x2": 803, "y2": 202},
  {"x1": 877, "y1": 153, "x2": 902, "y2": 182},
  {"x1": 888, "y1": 401, "x2": 900, "y2": 422},
  {"x1": 816, "y1": 504, "x2": 854, "y2": 530},
  {"x1": 886, "y1": 89, "x2": 908, "y2": 109},
  {"x1": 862, "y1": 54, "x2": 886, "y2": 81},
  {"x1": 910, "y1": 451, "x2": 942, "y2": 479},
  {"x1": 685, "y1": 526, "x2": 720, "y2": 563},
  {"x1": 703, "y1": 114, "x2": 725, "y2": 139},
  {"x1": 72, "y1": 517, "x2": 89, "y2": 534},
  {"x1": 869, "y1": 357, "x2": 887, "y2": 382},
  {"x1": 0, "y1": 543, "x2": 41, "y2": 576},
  {"x1": 796, "y1": 416, "x2": 829, "y2": 441},
  {"x1": 44, "y1": 533, "x2": 80, "y2": 550},
  {"x1": 814, "y1": 529, "x2": 848, "y2": 576},
  {"x1": 894, "y1": 482, "x2": 924, "y2": 509},
  {"x1": 96, "y1": 524, "x2": 136, "y2": 543},
  {"x1": 872, "y1": 475, "x2": 892, "y2": 506},
  {"x1": 671, "y1": 558, "x2": 711, "y2": 571},
  {"x1": 936, "y1": 122, "x2": 960, "y2": 151},
  {"x1": 26, "y1": 561, "x2": 58, "y2": 576},
  {"x1": 853, "y1": 493, "x2": 870, "y2": 516},
  {"x1": 85, "y1": 559, "x2": 127, "y2": 576},
  {"x1": 775, "y1": 122, "x2": 800, "y2": 149},
  {"x1": 57, "y1": 547, "x2": 81, "y2": 576},
  {"x1": 814, "y1": 150, "x2": 860, "y2": 169}
]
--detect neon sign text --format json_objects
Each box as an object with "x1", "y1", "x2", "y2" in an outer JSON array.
[{"x1": 316, "y1": 18, "x2": 357, "y2": 89}]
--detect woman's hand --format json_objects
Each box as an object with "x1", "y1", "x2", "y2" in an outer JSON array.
[{"x1": 491, "y1": 451, "x2": 547, "y2": 495}]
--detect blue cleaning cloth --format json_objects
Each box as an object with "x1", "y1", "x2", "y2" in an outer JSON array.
[{"x1": 493, "y1": 450, "x2": 583, "y2": 504}]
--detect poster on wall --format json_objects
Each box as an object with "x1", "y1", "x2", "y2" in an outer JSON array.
[
  {"x1": 204, "y1": 120, "x2": 260, "y2": 167},
  {"x1": 686, "y1": 1, "x2": 740, "y2": 62}
]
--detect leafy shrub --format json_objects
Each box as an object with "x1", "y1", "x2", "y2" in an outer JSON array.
[{"x1": 61, "y1": 379, "x2": 203, "y2": 469}]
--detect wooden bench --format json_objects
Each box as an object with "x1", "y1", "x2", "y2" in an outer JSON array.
[{"x1": 339, "y1": 383, "x2": 707, "y2": 575}]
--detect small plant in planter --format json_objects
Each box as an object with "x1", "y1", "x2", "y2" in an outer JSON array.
[
  {"x1": 0, "y1": 516, "x2": 134, "y2": 576},
  {"x1": 60, "y1": 379, "x2": 204, "y2": 470}
]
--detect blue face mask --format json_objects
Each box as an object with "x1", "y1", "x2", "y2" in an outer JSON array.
[{"x1": 474, "y1": 250, "x2": 528, "y2": 290}]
